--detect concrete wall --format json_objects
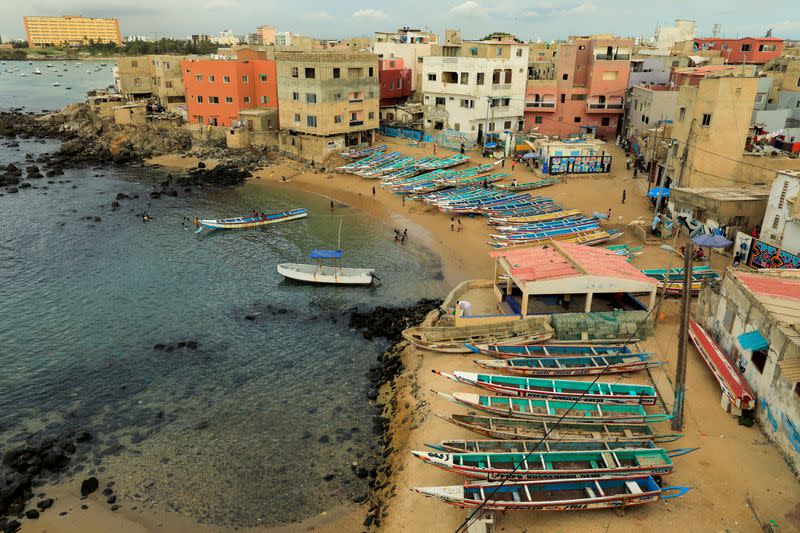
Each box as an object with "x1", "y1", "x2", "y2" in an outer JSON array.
[
  {"x1": 629, "y1": 57, "x2": 671, "y2": 87},
  {"x1": 551, "y1": 310, "x2": 655, "y2": 340},
  {"x1": 372, "y1": 41, "x2": 432, "y2": 95},
  {"x1": 278, "y1": 131, "x2": 346, "y2": 163},
  {"x1": 669, "y1": 188, "x2": 767, "y2": 235},
  {"x1": 628, "y1": 86, "x2": 678, "y2": 138},
  {"x1": 113, "y1": 105, "x2": 147, "y2": 126},
  {"x1": 761, "y1": 172, "x2": 800, "y2": 253}
]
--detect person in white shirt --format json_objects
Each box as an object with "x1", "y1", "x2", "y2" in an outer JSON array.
[{"x1": 457, "y1": 300, "x2": 472, "y2": 317}]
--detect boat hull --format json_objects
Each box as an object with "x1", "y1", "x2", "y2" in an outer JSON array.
[
  {"x1": 199, "y1": 209, "x2": 307, "y2": 230},
  {"x1": 276, "y1": 263, "x2": 375, "y2": 285}
]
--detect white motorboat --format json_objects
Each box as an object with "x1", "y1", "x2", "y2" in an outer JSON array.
[
  {"x1": 52, "y1": 82, "x2": 60, "y2": 86},
  {"x1": 34, "y1": 68, "x2": 42, "y2": 75},
  {"x1": 277, "y1": 262, "x2": 375, "y2": 285}
]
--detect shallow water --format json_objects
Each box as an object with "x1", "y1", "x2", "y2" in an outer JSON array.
[{"x1": 0, "y1": 136, "x2": 445, "y2": 525}]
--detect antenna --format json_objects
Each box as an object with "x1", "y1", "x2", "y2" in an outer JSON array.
[{"x1": 712, "y1": 24, "x2": 721, "y2": 38}]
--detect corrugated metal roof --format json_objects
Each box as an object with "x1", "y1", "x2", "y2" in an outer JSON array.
[{"x1": 778, "y1": 355, "x2": 800, "y2": 382}]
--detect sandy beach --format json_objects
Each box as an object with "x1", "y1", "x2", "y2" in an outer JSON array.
[{"x1": 128, "y1": 139, "x2": 800, "y2": 532}]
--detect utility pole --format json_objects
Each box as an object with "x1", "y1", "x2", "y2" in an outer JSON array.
[{"x1": 672, "y1": 241, "x2": 693, "y2": 431}]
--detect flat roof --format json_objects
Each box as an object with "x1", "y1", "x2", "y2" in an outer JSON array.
[{"x1": 672, "y1": 186, "x2": 771, "y2": 201}]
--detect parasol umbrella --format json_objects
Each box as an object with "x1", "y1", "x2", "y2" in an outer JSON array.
[
  {"x1": 520, "y1": 152, "x2": 537, "y2": 160},
  {"x1": 691, "y1": 234, "x2": 732, "y2": 249},
  {"x1": 647, "y1": 187, "x2": 670, "y2": 198}
]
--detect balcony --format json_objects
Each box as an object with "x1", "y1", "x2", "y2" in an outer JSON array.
[
  {"x1": 524, "y1": 101, "x2": 556, "y2": 112},
  {"x1": 349, "y1": 98, "x2": 363, "y2": 103},
  {"x1": 586, "y1": 101, "x2": 624, "y2": 113},
  {"x1": 594, "y1": 53, "x2": 631, "y2": 61},
  {"x1": 349, "y1": 120, "x2": 364, "y2": 127},
  {"x1": 491, "y1": 83, "x2": 512, "y2": 90}
]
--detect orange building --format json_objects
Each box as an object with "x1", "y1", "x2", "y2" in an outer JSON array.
[{"x1": 181, "y1": 50, "x2": 278, "y2": 127}]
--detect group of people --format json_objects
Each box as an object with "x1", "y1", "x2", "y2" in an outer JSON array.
[
  {"x1": 393, "y1": 228, "x2": 408, "y2": 244},
  {"x1": 450, "y1": 217, "x2": 463, "y2": 232}
]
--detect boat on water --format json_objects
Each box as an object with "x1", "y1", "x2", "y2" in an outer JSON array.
[
  {"x1": 34, "y1": 68, "x2": 42, "y2": 75},
  {"x1": 52, "y1": 82, "x2": 60, "y2": 87},
  {"x1": 411, "y1": 446, "x2": 685, "y2": 480},
  {"x1": 436, "y1": 391, "x2": 671, "y2": 424},
  {"x1": 412, "y1": 475, "x2": 689, "y2": 511},
  {"x1": 196, "y1": 208, "x2": 307, "y2": 232},
  {"x1": 428, "y1": 438, "x2": 665, "y2": 454},
  {"x1": 434, "y1": 371, "x2": 658, "y2": 404},
  {"x1": 466, "y1": 342, "x2": 634, "y2": 359},
  {"x1": 436, "y1": 413, "x2": 684, "y2": 442},
  {"x1": 473, "y1": 353, "x2": 665, "y2": 377}
]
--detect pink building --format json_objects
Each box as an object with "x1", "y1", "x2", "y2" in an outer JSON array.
[
  {"x1": 693, "y1": 37, "x2": 782, "y2": 65},
  {"x1": 670, "y1": 65, "x2": 740, "y2": 87},
  {"x1": 525, "y1": 36, "x2": 633, "y2": 139},
  {"x1": 379, "y1": 58, "x2": 412, "y2": 107}
]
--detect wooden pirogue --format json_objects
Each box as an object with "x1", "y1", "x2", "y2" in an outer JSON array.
[
  {"x1": 436, "y1": 413, "x2": 684, "y2": 443},
  {"x1": 473, "y1": 353, "x2": 665, "y2": 377},
  {"x1": 401, "y1": 318, "x2": 552, "y2": 353},
  {"x1": 434, "y1": 371, "x2": 659, "y2": 405},
  {"x1": 428, "y1": 438, "x2": 664, "y2": 454},
  {"x1": 412, "y1": 475, "x2": 690, "y2": 511},
  {"x1": 466, "y1": 343, "x2": 634, "y2": 359},
  {"x1": 196, "y1": 208, "x2": 307, "y2": 232}
]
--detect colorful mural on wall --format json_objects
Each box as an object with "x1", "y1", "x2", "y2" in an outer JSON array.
[
  {"x1": 546, "y1": 155, "x2": 612, "y2": 175},
  {"x1": 747, "y1": 239, "x2": 800, "y2": 269}
]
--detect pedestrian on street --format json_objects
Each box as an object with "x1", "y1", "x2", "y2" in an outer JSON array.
[
  {"x1": 511, "y1": 160, "x2": 517, "y2": 173},
  {"x1": 625, "y1": 156, "x2": 631, "y2": 170},
  {"x1": 457, "y1": 218, "x2": 462, "y2": 232},
  {"x1": 460, "y1": 143, "x2": 465, "y2": 155},
  {"x1": 622, "y1": 189, "x2": 626, "y2": 204},
  {"x1": 433, "y1": 142, "x2": 437, "y2": 154},
  {"x1": 372, "y1": 186, "x2": 375, "y2": 196},
  {"x1": 607, "y1": 208, "x2": 612, "y2": 220},
  {"x1": 501, "y1": 158, "x2": 505, "y2": 168},
  {"x1": 633, "y1": 166, "x2": 639, "y2": 178},
  {"x1": 402, "y1": 196, "x2": 405, "y2": 206}
]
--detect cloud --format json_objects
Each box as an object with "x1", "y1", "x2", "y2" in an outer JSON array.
[
  {"x1": 205, "y1": 0, "x2": 238, "y2": 10},
  {"x1": 450, "y1": 1, "x2": 489, "y2": 17},
  {"x1": 521, "y1": 1, "x2": 596, "y2": 18},
  {"x1": 351, "y1": 9, "x2": 389, "y2": 21},
  {"x1": 308, "y1": 11, "x2": 336, "y2": 22}
]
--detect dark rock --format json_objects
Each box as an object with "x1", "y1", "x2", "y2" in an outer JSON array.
[
  {"x1": 3, "y1": 520, "x2": 21, "y2": 533},
  {"x1": 363, "y1": 515, "x2": 374, "y2": 527},
  {"x1": 352, "y1": 493, "x2": 368, "y2": 504},
  {"x1": 81, "y1": 504, "x2": 88, "y2": 510},
  {"x1": 58, "y1": 511, "x2": 67, "y2": 516},
  {"x1": 80, "y1": 477, "x2": 99, "y2": 497},
  {"x1": 318, "y1": 435, "x2": 330, "y2": 444},
  {"x1": 18, "y1": 182, "x2": 31, "y2": 189},
  {"x1": 75, "y1": 432, "x2": 92, "y2": 443},
  {"x1": 322, "y1": 474, "x2": 335, "y2": 481},
  {"x1": 101, "y1": 488, "x2": 113, "y2": 497},
  {"x1": 153, "y1": 344, "x2": 166, "y2": 351},
  {"x1": 111, "y1": 201, "x2": 120, "y2": 209},
  {"x1": 24, "y1": 509, "x2": 39, "y2": 519},
  {"x1": 106, "y1": 495, "x2": 116, "y2": 504},
  {"x1": 42, "y1": 452, "x2": 69, "y2": 471},
  {"x1": 36, "y1": 498, "x2": 54, "y2": 510},
  {"x1": 110, "y1": 505, "x2": 119, "y2": 511},
  {"x1": 193, "y1": 421, "x2": 209, "y2": 431},
  {"x1": 366, "y1": 389, "x2": 379, "y2": 401},
  {"x1": 149, "y1": 191, "x2": 161, "y2": 199},
  {"x1": 197, "y1": 161, "x2": 206, "y2": 169},
  {"x1": 355, "y1": 467, "x2": 368, "y2": 478}
]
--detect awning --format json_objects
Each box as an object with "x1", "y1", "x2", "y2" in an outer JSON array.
[
  {"x1": 688, "y1": 55, "x2": 710, "y2": 65},
  {"x1": 737, "y1": 331, "x2": 769, "y2": 352},
  {"x1": 309, "y1": 249, "x2": 343, "y2": 259},
  {"x1": 778, "y1": 355, "x2": 800, "y2": 382}
]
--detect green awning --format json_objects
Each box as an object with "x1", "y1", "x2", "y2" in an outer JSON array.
[{"x1": 737, "y1": 331, "x2": 768, "y2": 352}]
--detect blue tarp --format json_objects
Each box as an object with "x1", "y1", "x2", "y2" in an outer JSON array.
[
  {"x1": 738, "y1": 331, "x2": 769, "y2": 352},
  {"x1": 648, "y1": 187, "x2": 670, "y2": 198},
  {"x1": 309, "y1": 249, "x2": 343, "y2": 259}
]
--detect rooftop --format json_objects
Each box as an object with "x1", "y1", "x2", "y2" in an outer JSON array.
[
  {"x1": 275, "y1": 50, "x2": 378, "y2": 63},
  {"x1": 671, "y1": 185, "x2": 772, "y2": 202}
]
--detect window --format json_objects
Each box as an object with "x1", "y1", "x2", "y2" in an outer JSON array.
[
  {"x1": 488, "y1": 122, "x2": 495, "y2": 131},
  {"x1": 779, "y1": 181, "x2": 790, "y2": 209},
  {"x1": 242, "y1": 75, "x2": 249, "y2": 83},
  {"x1": 759, "y1": 44, "x2": 777, "y2": 52},
  {"x1": 428, "y1": 73, "x2": 436, "y2": 81},
  {"x1": 208, "y1": 75, "x2": 215, "y2": 82},
  {"x1": 460, "y1": 99, "x2": 474, "y2": 108},
  {"x1": 196, "y1": 95, "x2": 203, "y2": 103},
  {"x1": 389, "y1": 61, "x2": 395, "y2": 68},
  {"x1": 209, "y1": 96, "x2": 219, "y2": 103},
  {"x1": 133, "y1": 77, "x2": 140, "y2": 86},
  {"x1": 570, "y1": 94, "x2": 587, "y2": 101},
  {"x1": 306, "y1": 93, "x2": 317, "y2": 103},
  {"x1": 305, "y1": 67, "x2": 315, "y2": 78},
  {"x1": 470, "y1": 48, "x2": 478, "y2": 56},
  {"x1": 195, "y1": 74, "x2": 202, "y2": 82},
  {"x1": 307, "y1": 115, "x2": 317, "y2": 127},
  {"x1": 795, "y1": 382, "x2": 800, "y2": 399},
  {"x1": 602, "y1": 71, "x2": 618, "y2": 81},
  {"x1": 516, "y1": 48, "x2": 522, "y2": 57},
  {"x1": 294, "y1": 113, "x2": 300, "y2": 123},
  {"x1": 534, "y1": 116, "x2": 543, "y2": 124},
  {"x1": 562, "y1": 73, "x2": 569, "y2": 80},
  {"x1": 259, "y1": 74, "x2": 267, "y2": 82},
  {"x1": 574, "y1": 116, "x2": 581, "y2": 123},
  {"x1": 701, "y1": 113, "x2": 712, "y2": 126},
  {"x1": 292, "y1": 92, "x2": 299, "y2": 101},
  {"x1": 397, "y1": 79, "x2": 402, "y2": 89},
  {"x1": 460, "y1": 72, "x2": 469, "y2": 84},
  {"x1": 679, "y1": 107, "x2": 686, "y2": 121},
  {"x1": 476, "y1": 73, "x2": 484, "y2": 85},
  {"x1": 131, "y1": 60, "x2": 138, "y2": 67},
  {"x1": 225, "y1": 96, "x2": 233, "y2": 103},
  {"x1": 291, "y1": 67, "x2": 298, "y2": 77},
  {"x1": 368, "y1": 91, "x2": 374, "y2": 98},
  {"x1": 243, "y1": 96, "x2": 250, "y2": 103},
  {"x1": 368, "y1": 67, "x2": 374, "y2": 77},
  {"x1": 334, "y1": 115, "x2": 342, "y2": 124},
  {"x1": 496, "y1": 47, "x2": 502, "y2": 56},
  {"x1": 560, "y1": 94, "x2": 566, "y2": 103},
  {"x1": 334, "y1": 93, "x2": 342, "y2": 100},
  {"x1": 223, "y1": 76, "x2": 230, "y2": 83},
  {"x1": 453, "y1": 123, "x2": 460, "y2": 131},
  {"x1": 208, "y1": 117, "x2": 218, "y2": 126},
  {"x1": 389, "y1": 81, "x2": 394, "y2": 90},
  {"x1": 722, "y1": 302, "x2": 737, "y2": 333},
  {"x1": 751, "y1": 349, "x2": 768, "y2": 374},
  {"x1": 504, "y1": 69, "x2": 512, "y2": 83},
  {"x1": 504, "y1": 120, "x2": 511, "y2": 129},
  {"x1": 578, "y1": 45, "x2": 585, "y2": 50},
  {"x1": 165, "y1": 81, "x2": 173, "y2": 89},
  {"x1": 195, "y1": 115, "x2": 203, "y2": 124},
  {"x1": 773, "y1": 214, "x2": 781, "y2": 230},
  {"x1": 260, "y1": 96, "x2": 269, "y2": 104},
  {"x1": 601, "y1": 117, "x2": 610, "y2": 126},
  {"x1": 368, "y1": 112, "x2": 375, "y2": 119},
  {"x1": 333, "y1": 67, "x2": 340, "y2": 78},
  {"x1": 741, "y1": 44, "x2": 751, "y2": 52},
  {"x1": 435, "y1": 97, "x2": 446, "y2": 105},
  {"x1": 692, "y1": 207, "x2": 708, "y2": 223}
]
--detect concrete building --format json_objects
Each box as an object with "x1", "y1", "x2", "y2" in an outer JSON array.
[
  {"x1": 695, "y1": 268, "x2": 800, "y2": 474},
  {"x1": 760, "y1": 171, "x2": 800, "y2": 254},
  {"x1": 531, "y1": 136, "x2": 612, "y2": 175},
  {"x1": 668, "y1": 185, "x2": 770, "y2": 238},
  {"x1": 627, "y1": 84, "x2": 678, "y2": 139},
  {"x1": 274, "y1": 50, "x2": 379, "y2": 161},
  {"x1": 694, "y1": 37, "x2": 783, "y2": 65},
  {"x1": 653, "y1": 20, "x2": 696, "y2": 52},
  {"x1": 374, "y1": 27, "x2": 438, "y2": 45},
  {"x1": 528, "y1": 35, "x2": 633, "y2": 140},
  {"x1": 257, "y1": 26, "x2": 276, "y2": 45},
  {"x1": 379, "y1": 58, "x2": 412, "y2": 107},
  {"x1": 23, "y1": 15, "x2": 121, "y2": 47},
  {"x1": 373, "y1": 28, "x2": 437, "y2": 97},
  {"x1": 115, "y1": 55, "x2": 189, "y2": 111},
  {"x1": 211, "y1": 30, "x2": 241, "y2": 46},
  {"x1": 421, "y1": 39, "x2": 528, "y2": 142},
  {"x1": 181, "y1": 49, "x2": 278, "y2": 128}
]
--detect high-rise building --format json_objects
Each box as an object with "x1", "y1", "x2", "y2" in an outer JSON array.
[{"x1": 23, "y1": 15, "x2": 121, "y2": 47}]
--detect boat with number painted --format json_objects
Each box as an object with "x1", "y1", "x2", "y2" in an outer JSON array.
[
  {"x1": 434, "y1": 371, "x2": 658, "y2": 404},
  {"x1": 427, "y1": 438, "x2": 664, "y2": 454},
  {"x1": 196, "y1": 208, "x2": 307, "y2": 232},
  {"x1": 411, "y1": 475, "x2": 690, "y2": 511},
  {"x1": 473, "y1": 353, "x2": 665, "y2": 377},
  {"x1": 436, "y1": 391, "x2": 671, "y2": 424},
  {"x1": 436, "y1": 413, "x2": 684, "y2": 442},
  {"x1": 466, "y1": 343, "x2": 634, "y2": 359},
  {"x1": 411, "y1": 446, "x2": 690, "y2": 480}
]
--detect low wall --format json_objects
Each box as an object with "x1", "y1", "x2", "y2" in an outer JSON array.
[{"x1": 551, "y1": 310, "x2": 655, "y2": 340}]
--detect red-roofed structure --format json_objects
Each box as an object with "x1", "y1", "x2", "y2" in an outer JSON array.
[
  {"x1": 736, "y1": 272, "x2": 800, "y2": 301},
  {"x1": 693, "y1": 37, "x2": 783, "y2": 65}
]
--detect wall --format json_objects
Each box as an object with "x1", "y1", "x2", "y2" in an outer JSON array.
[
  {"x1": 694, "y1": 37, "x2": 783, "y2": 64},
  {"x1": 113, "y1": 105, "x2": 147, "y2": 126},
  {"x1": 379, "y1": 66, "x2": 412, "y2": 106},
  {"x1": 372, "y1": 41, "x2": 433, "y2": 95},
  {"x1": 629, "y1": 57, "x2": 671, "y2": 87},
  {"x1": 627, "y1": 86, "x2": 678, "y2": 138},
  {"x1": 761, "y1": 173, "x2": 800, "y2": 253},
  {"x1": 669, "y1": 188, "x2": 768, "y2": 235},
  {"x1": 116, "y1": 57, "x2": 153, "y2": 96},
  {"x1": 278, "y1": 131, "x2": 346, "y2": 163}
]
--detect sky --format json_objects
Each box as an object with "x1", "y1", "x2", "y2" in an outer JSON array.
[{"x1": 4, "y1": 0, "x2": 800, "y2": 42}]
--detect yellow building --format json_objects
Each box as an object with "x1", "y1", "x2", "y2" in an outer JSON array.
[{"x1": 24, "y1": 15, "x2": 121, "y2": 48}]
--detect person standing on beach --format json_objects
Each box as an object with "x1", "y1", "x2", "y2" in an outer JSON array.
[
  {"x1": 457, "y1": 218, "x2": 462, "y2": 232},
  {"x1": 501, "y1": 158, "x2": 505, "y2": 168},
  {"x1": 450, "y1": 217, "x2": 455, "y2": 231},
  {"x1": 607, "y1": 208, "x2": 612, "y2": 220},
  {"x1": 402, "y1": 196, "x2": 405, "y2": 206},
  {"x1": 460, "y1": 143, "x2": 465, "y2": 155},
  {"x1": 511, "y1": 160, "x2": 517, "y2": 173},
  {"x1": 330, "y1": 200, "x2": 334, "y2": 210},
  {"x1": 622, "y1": 190, "x2": 626, "y2": 204},
  {"x1": 433, "y1": 142, "x2": 437, "y2": 154},
  {"x1": 372, "y1": 186, "x2": 375, "y2": 196},
  {"x1": 626, "y1": 156, "x2": 631, "y2": 170},
  {"x1": 633, "y1": 166, "x2": 639, "y2": 178}
]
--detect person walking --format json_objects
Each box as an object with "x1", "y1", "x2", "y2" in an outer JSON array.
[
  {"x1": 621, "y1": 189, "x2": 626, "y2": 204},
  {"x1": 511, "y1": 160, "x2": 517, "y2": 173},
  {"x1": 402, "y1": 196, "x2": 405, "y2": 206},
  {"x1": 501, "y1": 158, "x2": 505, "y2": 168},
  {"x1": 433, "y1": 142, "x2": 437, "y2": 154},
  {"x1": 625, "y1": 156, "x2": 631, "y2": 170},
  {"x1": 457, "y1": 218, "x2": 462, "y2": 232},
  {"x1": 450, "y1": 217, "x2": 455, "y2": 231},
  {"x1": 460, "y1": 143, "x2": 465, "y2": 155},
  {"x1": 633, "y1": 166, "x2": 639, "y2": 179},
  {"x1": 372, "y1": 186, "x2": 375, "y2": 196}
]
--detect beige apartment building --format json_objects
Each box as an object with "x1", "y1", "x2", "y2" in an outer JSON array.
[
  {"x1": 275, "y1": 50, "x2": 380, "y2": 162},
  {"x1": 115, "y1": 55, "x2": 188, "y2": 110},
  {"x1": 24, "y1": 15, "x2": 121, "y2": 47}
]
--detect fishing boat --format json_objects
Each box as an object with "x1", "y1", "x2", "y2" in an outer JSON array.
[
  {"x1": 466, "y1": 343, "x2": 634, "y2": 359},
  {"x1": 488, "y1": 209, "x2": 584, "y2": 225},
  {"x1": 339, "y1": 144, "x2": 386, "y2": 159},
  {"x1": 196, "y1": 208, "x2": 307, "y2": 232},
  {"x1": 434, "y1": 371, "x2": 658, "y2": 405},
  {"x1": 411, "y1": 446, "x2": 685, "y2": 479},
  {"x1": 473, "y1": 353, "x2": 665, "y2": 377},
  {"x1": 427, "y1": 438, "x2": 665, "y2": 454},
  {"x1": 411, "y1": 475, "x2": 690, "y2": 511},
  {"x1": 34, "y1": 68, "x2": 42, "y2": 75},
  {"x1": 641, "y1": 266, "x2": 720, "y2": 295},
  {"x1": 495, "y1": 178, "x2": 559, "y2": 191},
  {"x1": 488, "y1": 229, "x2": 622, "y2": 249},
  {"x1": 276, "y1": 219, "x2": 376, "y2": 285},
  {"x1": 401, "y1": 318, "x2": 553, "y2": 353},
  {"x1": 436, "y1": 391, "x2": 671, "y2": 424},
  {"x1": 436, "y1": 413, "x2": 684, "y2": 443}
]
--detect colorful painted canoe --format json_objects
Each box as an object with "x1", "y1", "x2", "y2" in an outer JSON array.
[
  {"x1": 197, "y1": 208, "x2": 307, "y2": 231},
  {"x1": 435, "y1": 371, "x2": 658, "y2": 405},
  {"x1": 436, "y1": 413, "x2": 684, "y2": 443},
  {"x1": 488, "y1": 209, "x2": 583, "y2": 225},
  {"x1": 466, "y1": 343, "x2": 634, "y2": 359},
  {"x1": 641, "y1": 266, "x2": 720, "y2": 295},
  {"x1": 428, "y1": 439, "x2": 667, "y2": 454},
  {"x1": 495, "y1": 178, "x2": 559, "y2": 191},
  {"x1": 411, "y1": 447, "x2": 681, "y2": 480},
  {"x1": 412, "y1": 475, "x2": 690, "y2": 511},
  {"x1": 473, "y1": 353, "x2": 665, "y2": 377},
  {"x1": 436, "y1": 391, "x2": 671, "y2": 424}
]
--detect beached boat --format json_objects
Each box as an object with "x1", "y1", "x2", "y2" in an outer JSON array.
[
  {"x1": 428, "y1": 438, "x2": 667, "y2": 454},
  {"x1": 488, "y1": 229, "x2": 622, "y2": 249},
  {"x1": 411, "y1": 446, "x2": 683, "y2": 479},
  {"x1": 412, "y1": 475, "x2": 689, "y2": 511},
  {"x1": 434, "y1": 371, "x2": 658, "y2": 404},
  {"x1": 339, "y1": 144, "x2": 386, "y2": 159},
  {"x1": 436, "y1": 413, "x2": 683, "y2": 443},
  {"x1": 473, "y1": 353, "x2": 665, "y2": 377},
  {"x1": 436, "y1": 391, "x2": 670, "y2": 424},
  {"x1": 196, "y1": 208, "x2": 307, "y2": 232},
  {"x1": 641, "y1": 266, "x2": 720, "y2": 295},
  {"x1": 402, "y1": 318, "x2": 553, "y2": 353},
  {"x1": 495, "y1": 178, "x2": 559, "y2": 191},
  {"x1": 466, "y1": 343, "x2": 634, "y2": 359},
  {"x1": 488, "y1": 209, "x2": 583, "y2": 225}
]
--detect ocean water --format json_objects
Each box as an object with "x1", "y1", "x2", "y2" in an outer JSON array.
[
  {"x1": 0, "y1": 59, "x2": 115, "y2": 111},
  {"x1": 0, "y1": 82, "x2": 444, "y2": 525}
]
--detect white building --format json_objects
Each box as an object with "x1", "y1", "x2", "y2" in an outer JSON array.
[
  {"x1": 211, "y1": 30, "x2": 241, "y2": 46},
  {"x1": 653, "y1": 19, "x2": 696, "y2": 52},
  {"x1": 275, "y1": 31, "x2": 298, "y2": 48},
  {"x1": 761, "y1": 170, "x2": 800, "y2": 254},
  {"x1": 421, "y1": 40, "x2": 528, "y2": 143},
  {"x1": 627, "y1": 84, "x2": 678, "y2": 139}
]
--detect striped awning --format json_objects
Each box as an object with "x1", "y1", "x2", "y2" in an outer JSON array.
[
  {"x1": 778, "y1": 355, "x2": 800, "y2": 382},
  {"x1": 737, "y1": 331, "x2": 769, "y2": 352}
]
